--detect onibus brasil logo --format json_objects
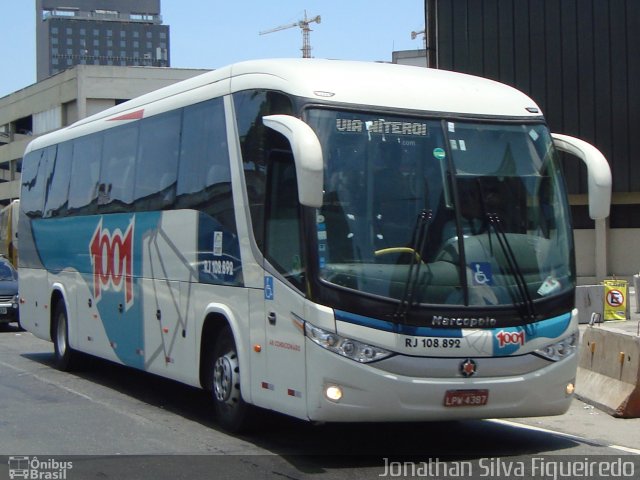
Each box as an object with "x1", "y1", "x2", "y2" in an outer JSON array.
[
  {"x1": 8, "y1": 456, "x2": 72, "y2": 479},
  {"x1": 89, "y1": 217, "x2": 135, "y2": 310}
]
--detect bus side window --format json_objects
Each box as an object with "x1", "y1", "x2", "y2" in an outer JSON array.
[
  {"x1": 264, "y1": 150, "x2": 304, "y2": 290},
  {"x1": 21, "y1": 148, "x2": 50, "y2": 218},
  {"x1": 68, "y1": 134, "x2": 102, "y2": 215},
  {"x1": 99, "y1": 123, "x2": 138, "y2": 213},
  {"x1": 233, "y1": 89, "x2": 293, "y2": 251},
  {"x1": 177, "y1": 98, "x2": 236, "y2": 231},
  {"x1": 133, "y1": 110, "x2": 180, "y2": 211},
  {"x1": 43, "y1": 141, "x2": 72, "y2": 218}
]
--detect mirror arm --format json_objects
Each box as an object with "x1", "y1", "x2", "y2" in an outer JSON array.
[
  {"x1": 263, "y1": 115, "x2": 324, "y2": 208},
  {"x1": 552, "y1": 133, "x2": 612, "y2": 220}
]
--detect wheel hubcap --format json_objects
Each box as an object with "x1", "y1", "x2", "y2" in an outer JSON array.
[{"x1": 213, "y1": 352, "x2": 239, "y2": 405}]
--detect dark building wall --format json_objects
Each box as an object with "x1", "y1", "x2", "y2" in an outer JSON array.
[{"x1": 430, "y1": 0, "x2": 640, "y2": 226}]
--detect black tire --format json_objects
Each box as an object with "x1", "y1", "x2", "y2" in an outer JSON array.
[
  {"x1": 52, "y1": 301, "x2": 77, "y2": 371},
  {"x1": 209, "y1": 326, "x2": 252, "y2": 432}
]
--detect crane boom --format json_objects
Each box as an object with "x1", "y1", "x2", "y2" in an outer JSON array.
[
  {"x1": 259, "y1": 11, "x2": 321, "y2": 58},
  {"x1": 259, "y1": 21, "x2": 299, "y2": 36},
  {"x1": 411, "y1": 29, "x2": 426, "y2": 49}
]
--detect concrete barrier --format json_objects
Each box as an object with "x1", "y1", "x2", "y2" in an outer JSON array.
[
  {"x1": 576, "y1": 327, "x2": 640, "y2": 418},
  {"x1": 575, "y1": 285, "x2": 604, "y2": 324}
]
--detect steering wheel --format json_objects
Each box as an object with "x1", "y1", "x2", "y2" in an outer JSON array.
[{"x1": 374, "y1": 247, "x2": 424, "y2": 264}]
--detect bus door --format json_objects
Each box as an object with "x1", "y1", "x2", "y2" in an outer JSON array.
[{"x1": 258, "y1": 152, "x2": 308, "y2": 418}]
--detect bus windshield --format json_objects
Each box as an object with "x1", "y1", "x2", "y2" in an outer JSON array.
[{"x1": 306, "y1": 109, "x2": 575, "y2": 310}]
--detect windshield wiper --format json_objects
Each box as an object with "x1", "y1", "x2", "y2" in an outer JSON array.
[
  {"x1": 486, "y1": 213, "x2": 537, "y2": 321},
  {"x1": 394, "y1": 209, "x2": 433, "y2": 322}
]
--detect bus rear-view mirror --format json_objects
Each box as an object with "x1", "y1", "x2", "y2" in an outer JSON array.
[
  {"x1": 552, "y1": 133, "x2": 612, "y2": 220},
  {"x1": 263, "y1": 114, "x2": 324, "y2": 208}
]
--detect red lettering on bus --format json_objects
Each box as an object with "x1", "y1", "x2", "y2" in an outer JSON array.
[
  {"x1": 89, "y1": 218, "x2": 134, "y2": 308},
  {"x1": 496, "y1": 330, "x2": 525, "y2": 348}
]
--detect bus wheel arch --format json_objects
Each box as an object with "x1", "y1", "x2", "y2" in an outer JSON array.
[
  {"x1": 199, "y1": 313, "x2": 228, "y2": 390},
  {"x1": 50, "y1": 291, "x2": 77, "y2": 371},
  {"x1": 199, "y1": 313, "x2": 253, "y2": 432},
  {"x1": 49, "y1": 289, "x2": 66, "y2": 343}
]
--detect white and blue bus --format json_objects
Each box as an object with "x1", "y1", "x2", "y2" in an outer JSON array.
[{"x1": 19, "y1": 59, "x2": 611, "y2": 431}]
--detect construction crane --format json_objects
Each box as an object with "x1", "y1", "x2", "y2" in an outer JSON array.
[
  {"x1": 411, "y1": 29, "x2": 427, "y2": 49},
  {"x1": 259, "y1": 11, "x2": 321, "y2": 58}
]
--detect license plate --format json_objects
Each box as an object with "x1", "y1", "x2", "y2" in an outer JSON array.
[
  {"x1": 0, "y1": 307, "x2": 6, "y2": 314},
  {"x1": 444, "y1": 389, "x2": 489, "y2": 407}
]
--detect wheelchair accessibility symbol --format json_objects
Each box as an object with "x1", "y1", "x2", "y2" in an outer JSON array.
[
  {"x1": 264, "y1": 276, "x2": 274, "y2": 300},
  {"x1": 470, "y1": 262, "x2": 493, "y2": 286}
]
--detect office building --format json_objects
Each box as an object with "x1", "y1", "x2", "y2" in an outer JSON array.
[{"x1": 36, "y1": 0, "x2": 170, "y2": 81}]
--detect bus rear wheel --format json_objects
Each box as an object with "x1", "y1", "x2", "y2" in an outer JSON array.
[
  {"x1": 53, "y1": 302, "x2": 77, "y2": 371},
  {"x1": 210, "y1": 326, "x2": 252, "y2": 432}
]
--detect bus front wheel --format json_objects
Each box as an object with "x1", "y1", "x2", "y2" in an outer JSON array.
[
  {"x1": 53, "y1": 302, "x2": 77, "y2": 371},
  {"x1": 210, "y1": 326, "x2": 252, "y2": 432}
]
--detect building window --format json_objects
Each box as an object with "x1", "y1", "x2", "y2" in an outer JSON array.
[
  {"x1": 52, "y1": 37, "x2": 58, "y2": 45},
  {"x1": 67, "y1": 38, "x2": 73, "y2": 45},
  {"x1": 93, "y1": 39, "x2": 99, "y2": 46},
  {"x1": 107, "y1": 30, "x2": 113, "y2": 37},
  {"x1": 66, "y1": 28, "x2": 72, "y2": 35},
  {"x1": 52, "y1": 27, "x2": 58, "y2": 34},
  {"x1": 80, "y1": 28, "x2": 85, "y2": 36}
]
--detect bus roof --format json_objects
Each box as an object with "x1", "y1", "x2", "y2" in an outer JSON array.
[
  {"x1": 27, "y1": 59, "x2": 542, "y2": 152},
  {"x1": 228, "y1": 59, "x2": 542, "y2": 118}
]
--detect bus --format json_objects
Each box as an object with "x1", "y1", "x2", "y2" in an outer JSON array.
[
  {"x1": 0, "y1": 199, "x2": 20, "y2": 266},
  {"x1": 18, "y1": 59, "x2": 611, "y2": 432}
]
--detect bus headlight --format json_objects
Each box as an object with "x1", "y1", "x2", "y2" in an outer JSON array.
[
  {"x1": 534, "y1": 331, "x2": 579, "y2": 361},
  {"x1": 305, "y1": 322, "x2": 393, "y2": 363}
]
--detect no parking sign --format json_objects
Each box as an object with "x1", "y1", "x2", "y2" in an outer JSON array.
[{"x1": 603, "y1": 279, "x2": 628, "y2": 321}]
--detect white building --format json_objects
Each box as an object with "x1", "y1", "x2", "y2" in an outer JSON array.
[{"x1": 0, "y1": 65, "x2": 208, "y2": 203}]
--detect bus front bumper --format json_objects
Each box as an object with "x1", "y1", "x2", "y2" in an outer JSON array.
[{"x1": 305, "y1": 340, "x2": 577, "y2": 423}]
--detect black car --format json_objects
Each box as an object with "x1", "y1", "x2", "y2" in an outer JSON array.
[{"x1": 0, "y1": 257, "x2": 19, "y2": 325}]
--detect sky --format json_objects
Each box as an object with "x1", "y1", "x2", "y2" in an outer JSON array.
[{"x1": 0, "y1": 0, "x2": 426, "y2": 98}]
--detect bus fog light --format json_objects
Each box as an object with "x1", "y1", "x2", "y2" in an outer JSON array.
[
  {"x1": 325, "y1": 385, "x2": 343, "y2": 402},
  {"x1": 566, "y1": 382, "x2": 575, "y2": 396}
]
